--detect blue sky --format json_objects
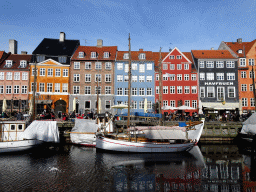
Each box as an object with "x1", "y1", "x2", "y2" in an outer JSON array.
[{"x1": 1, "y1": 0, "x2": 256, "y2": 54}]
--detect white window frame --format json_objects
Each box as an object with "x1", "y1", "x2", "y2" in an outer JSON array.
[
  {"x1": 226, "y1": 61, "x2": 235, "y2": 68},
  {"x1": 177, "y1": 55, "x2": 182, "y2": 59},
  {"x1": 22, "y1": 72, "x2": 28, "y2": 80},
  {"x1": 227, "y1": 73, "x2": 235, "y2": 80},
  {"x1": 184, "y1": 64, "x2": 189, "y2": 70},
  {"x1": 147, "y1": 63, "x2": 152, "y2": 70},
  {"x1": 170, "y1": 100, "x2": 175, "y2": 107},
  {"x1": 14, "y1": 72, "x2": 20, "y2": 80},
  {"x1": 216, "y1": 61, "x2": 224, "y2": 68},
  {"x1": 55, "y1": 69, "x2": 61, "y2": 77},
  {"x1": 105, "y1": 62, "x2": 112, "y2": 70},
  {"x1": 199, "y1": 61, "x2": 204, "y2": 68},
  {"x1": 177, "y1": 86, "x2": 182, "y2": 94},
  {"x1": 192, "y1": 86, "x2": 197, "y2": 94},
  {"x1": 14, "y1": 85, "x2": 19, "y2": 94},
  {"x1": 241, "y1": 84, "x2": 247, "y2": 91},
  {"x1": 85, "y1": 74, "x2": 91, "y2": 82},
  {"x1": 117, "y1": 75, "x2": 123, "y2": 82},
  {"x1": 21, "y1": 85, "x2": 27, "y2": 94},
  {"x1": 85, "y1": 62, "x2": 92, "y2": 69},
  {"x1": 217, "y1": 87, "x2": 225, "y2": 101},
  {"x1": 132, "y1": 63, "x2": 137, "y2": 70},
  {"x1": 48, "y1": 68, "x2": 53, "y2": 76},
  {"x1": 184, "y1": 86, "x2": 190, "y2": 94},
  {"x1": 139, "y1": 76, "x2": 145, "y2": 82},
  {"x1": 216, "y1": 73, "x2": 224, "y2": 81},
  {"x1": 200, "y1": 73, "x2": 205, "y2": 80},
  {"x1": 73, "y1": 86, "x2": 80, "y2": 94},
  {"x1": 0, "y1": 72, "x2": 4, "y2": 80},
  {"x1": 139, "y1": 64, "x2": 145, "y2": 73},
  {"x1": 139, "y1": 88, "x2": 145, "y2": 96},
  {"x1": 40, "y1": 68, "x2": 45, "y2": 76},
  {"x1": 6, "y1": 72, "x2": 12, "y2": 80},
  {"x1": 55, "y1": 83, "x2": 60, "y2": 92},
  {"x1": 241, "y1": 71, "x2": 246, "y2": 78},
  {"x1": 105, "y1": 74, "x2": 111, "y2": 82},
  {"x1": 85, "y1": 100, "x2": 91, "y2": 109},
  {"x1": 207, "y1": 87, "x2": 215, "y2": 98},
  {"x1": 170, "y1": 86, "x2": 175, "y2": 94},
  {"x1": 6, "y1": 85, "x2": 12, "y2": 94},
  {"x1": 228, "y1": 87, "x2": 235, "y2": 98},
  {"x1": 95, "y1": 74, "x2": 101, "y2": 82},
  {"x1": 117, "y1": 88, "x2": 123, "y2": 95},
  {"x1": 47, "y1": 83, "x2": 53, "y2": 92},
  {"x1": 62, "y1": 83, "x2": 68, "y2": 93},
  {"x1": 84, "y1": 86, "x2": 91, "y2": 95},
  {"x1": 242, "y1": 98, "x2": 248, "y2": 107},
  {"x1": 39, "y1": 83, "x2": 45, "y2": 92},
  {"x1": 74, "y1": 74, "x2": 80, "y2": 82},
  {"x1": 206, "y1": 61, "x2": 214, "y2": 68},
  {"x1": 139, "y1": 101, "x2": 144, "y2": 109},
  {"x1": 184, "y1": 74, "x2": 189, "y2": 81},
  {"x1": 63, "y1": 69, "x2": 68, "y2": 77},
  {"x1": 170, "y1": 55, "x2": 175, "y2": 59},
  {"x1": 20, "y1": 60, "x2": 27, "y2": 68},
  {"x1": 74, "y1": 62, "x2": 80, "y2": 69},
  {"x1": 249, "y1": 59, "x2": 255, "y2": 66},
  {"x1": 117, "y1": 63, "x2": 123, "y2": 70},
  {"x1": 139, "y1": 53, "x2": 145, "y2": 60},
  {"x1": 177, "y1": 74, "x2": 182, "y2": 81},
  {"x1": 200, "y1": 87, "x2": 205, "y2": 98},
  {"x1": 146, "y1": 88, "x2": 152, "y2": 95},
  {"x1": 206, "y1": 73, "x2": 214, "y2": 80},
  {"x1": 177, "y1": 64, "x2": 182, "y2": 70},
  {"x1": 104, "y1": 52, "x2": 109, "y2": 58},
  {"x1": 146, "y1": 76, "x2": 152, "y2": 82},
  {"x1": 95, "y1": 62, "x2": 102, "y2": 70},
  {"x1": 240, "y1": 58, "x2": 246, "y2": 67},
  {"x1": 170, "y1": 64, "x2": 175, "y2": 70},
  {"x1": 191, "y1": 74, "x2": 196, "y2": 81},
  {"x1": 78, "y1": 52, "x2": 84, "y2": 58},
  {"x1": 91, "y1": 52, "x2": 96, "y2": 58},
  {"x1": 105, "y1": 86, "x2": 111, "y2": 95}
]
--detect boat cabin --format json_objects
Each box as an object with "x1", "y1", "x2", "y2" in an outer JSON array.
[{"x1": 0, "y1": 121, "x2": 26, "y2": 142}]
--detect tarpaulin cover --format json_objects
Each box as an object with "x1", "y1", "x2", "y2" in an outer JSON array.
[
  {"x1": 143, "y1": 129, "x2": 186, "y2": 140},
  {"x1": 241, "y1": 113, "x2": 256, "y2": 134},
  {"x1": 23, "y1": 120, "x2": 60, "y2": 143}
]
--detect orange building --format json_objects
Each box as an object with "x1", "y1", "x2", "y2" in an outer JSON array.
[{"x1": 28, "y1": 59, "x2": 70, "y2": 115}]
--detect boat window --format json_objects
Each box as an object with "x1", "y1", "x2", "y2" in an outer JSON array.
[
  {"x1": 18, "y1": 125, "x2": 23, "y2": 130},
  {"x1": 11, "y1": 125, "x2": 15, "y2": 131}
]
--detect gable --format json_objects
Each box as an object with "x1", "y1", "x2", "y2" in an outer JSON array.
[
  {"x1": 37, "y1": 59, "x2": 68, "y2": 66},
  {"x1": 162, "y1": 47, "x2": 191, "y2": 63}
]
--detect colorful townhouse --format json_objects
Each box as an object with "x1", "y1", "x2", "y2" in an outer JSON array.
[
  {"x1": 29, "y1": 32, "x2": 80, "y2": 115},
  {"x1": 114, "y1": 49, "x2": 155, "y2": 114},
  {"x1": 219, "y1": 38, "x2": 256, "y2": 114},
  {"x1": 70, "y1": 40, "x2": 117, "y2": 114},
  {"x1": 191, "y1": 49, "x2": 239, "y2": 117},
  {"x1": 154, "y1": 47, "x2": 198, "y2": 115},
  {"x1": 0, "y1": 40, "x2": 32, "y2": 113}
]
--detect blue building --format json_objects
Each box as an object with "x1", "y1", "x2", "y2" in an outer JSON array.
[{"x1": 114, "y1": 49, "x2": 155, "y2": 114}]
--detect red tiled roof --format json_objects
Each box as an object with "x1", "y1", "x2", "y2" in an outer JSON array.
[
  {"x1": 152, "y1": 52, "x2": 168, "y2": 72},
  {"x1": 72, "y1": 46, "x2": 118, "y2": 61},
  {"x1": 224, "y1": 40, "x2": 256, "y2": 57},
  {"x1": 191, "y1": 50, "x2": 236, "y2": 59},
  {"x1": 116, "y1": 50, "x2": 154, "y2": 61},
  {"x1": 0, "y1": 54, "x2": 33, "y2": 70},
  {"x1": 183, "y1": 52, "x2": 193, "y2": 64},
  {"x1": 0, "y1": 51, "x2": 5, "y2": 59}
]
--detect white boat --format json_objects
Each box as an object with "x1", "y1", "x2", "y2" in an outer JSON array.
[
  {"x1": 0, "y1": 120, "x2": 60, "y2": 153},
  {"x1": 239, "y1": 113, "x2": 256, "y2": 143}
]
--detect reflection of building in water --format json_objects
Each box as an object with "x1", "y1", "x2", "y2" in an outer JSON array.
[
  {"x1": 200, "y1": 144, "x2": 243, "y2": 191},
  {"x1": 242, "y1": 155, "x2": 256, "y2": 192}
]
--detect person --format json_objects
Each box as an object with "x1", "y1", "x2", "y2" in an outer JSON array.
[
  {"x1": 51, "y1": 112, "x2": 55, "y2": 120},
  {"x1": 70, "y1": 111, "x2": 76, "y2": 118}
]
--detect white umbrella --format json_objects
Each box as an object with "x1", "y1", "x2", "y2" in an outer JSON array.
[
  {"x1": 111, "y1": 104, "x2": 128, "y2": 109},
  {"x1": 29, "y1": 101, "x2": 33, "y2": 115},
  {"x1": 73, "y1": 98, "x2": 76, "y2": 112},
  {"x1": 2, "y1": 98, "x2": 7, "y2": 112},
  {"x1": 144, "y1": 98, "x2": 147, "y2": 113},
  {"x1": 162, "y1": 106, "x2": 177, "y2": 110},
  {"x1": 177, "y1": 105, "x2": 196, "y2": 110},
  {"x1": 98, "y1": 98, "x2": 102, "y2": 114}
]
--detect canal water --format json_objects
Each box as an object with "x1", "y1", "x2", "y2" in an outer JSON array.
[{"x1": 0, "y1": 143, "x2": 255, "y2": 192}]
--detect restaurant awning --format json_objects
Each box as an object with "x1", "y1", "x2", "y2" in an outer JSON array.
[
  {"x1": 203, "y1": 102, "x2": 239, "y2": 110},
  {"x1": 35, "y1": 100, "x2": 52, "y2": 104}
]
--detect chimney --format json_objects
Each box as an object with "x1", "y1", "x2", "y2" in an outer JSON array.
[
  {"x1": 59, "y1": 32, "x2": 65, "y2": 42},
  {"x1": 237, "y1": 38, "x2": 242, "y2": 43},
  {"x1": 211, "y1": 47, "x2": 214, "y2": 50},
  {"x1": 21, "y1": 51, "x2": 27, "y2": 55},
  {"x1": 97, "y1": 39, "x2": 103, "y2": 48},
  {"x1": 139, "y1": 49, "x2": 143, "y2": 51},
  {"x1": 169, "y1": 48, "x2": 172, "y2": 52},
  {"x1": 9, "y1": 39, "x2": 17, "y2": 54}
]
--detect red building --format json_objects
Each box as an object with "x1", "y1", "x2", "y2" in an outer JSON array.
[{"x1": 154, "y1": 47, "x2": 198, "y2": 116}]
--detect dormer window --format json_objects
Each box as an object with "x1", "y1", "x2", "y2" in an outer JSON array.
[
  {"x1": 91, "y1": 52, "x2": 96, "y2": 58},
  {"x1": 238, "y1": 49, "x2": 243, "y2": 54},
  {"x1": 177, "y1": 55, "x2": 182, "y2": 59},
  {"x1": 36, "y1": 55, "x2": 45, "y2": 62},
  {"x1": 123, "y1": 53, "x2": 129, "y2": 59},
  {"x1": 104, "y1": 52, "x2": 109, "y2": 58},
  {"x1": 58, "y1": 56, "x2": 67, "y2": 63},
  {"x1": 78, "y1": 52, "x2": 84, "y2": 58},
  {"x1": 139, "y1": 53, "x2": 145, "y2": 60},
  {"x1": 6, "y1": 60, "x2": 12, "y2": 68},
  {"x1": 20, "y1": 60, "x2": 27, "y2": 68},
  {"x1": 170, "y1": 55, "x2": 175, "y2": 59}
]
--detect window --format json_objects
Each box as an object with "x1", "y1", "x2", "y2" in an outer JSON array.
[
  {"x1": 177, "y1": 74, "x2": 182, "y2": 81},
  {"x1": 226, "y1": 61, "x2": 235, "y2": 68},
  {"x1": 170, "y1": 100, "x2": 175, "y2": 107},
  {"x1": 124, "y1": 75, "x2": 128, "y2": 82},
  {"x1": 39, "y1": 83, "x2": 45, "y2": 92},
  {"x1": 207, "y1": 73, "x2": 214, "y2": 80},
  {"x1": 184, "y1": 74, "x2": 189, "y2": 81},
  {"x1": 62, "y1": 83, "x2": 68, "y2": 92},
  {"x1": 170, "y1": 55, "x2": 175, "y2": 59},
  {"x1": 238, "y1": 49, "x2": 243, "y2": 54},
  {"x1": 5, "y1": 60, "x2": 12, "y2": 68},
  {"x1": 191, "y1": 74, "x2": 196, "y2": 81},
  {"x1": 156, "y1": 86, "x2": 159, "y2": 94},
  {"x1": 74, "y1": 62, "x2": 80, "y2": 69},
  {"x1": 240, "y1": 58, "x2": 246, "y2": 67},
  {"x1": 6, "y1": 72, "x2": 12, "y2": 80},
  {"x1": 0, "y1": 72, "x2": 4, "y2": 80},
  {"x1": 217, "y1": 87, "x2": 225, "y2": 101},
  {"x1": 227, "y1": 73, "x2": 235, "y2": 80},
  {"x1": 55, "y1": 83, "x2": 60, "y2": 92},
  {"x1": 132, "y1": 63, "x2": 137, "y2": 70},
  {"x1": 177, "y1": 86, "x2": 182, "y2": 94},
  {"x1": 156, "y1": 74, "x2": 159, "y2": 81},
  {"x1": 95, "y1": 74, "x2": 101, "y2": 82},
  {"x1": 91, "y1": 52, "x2": 96, "y2": 58},
  {"x1": 146, "y1": 88, "x2": 152, "y2": 95},
  {"x1": 78, "y1": 52, "x2": 84, "y2": 58},
  {"x1": 20, "y1": 60, "x2": 27, "y2": 68},
  {"x1": 249, "y1": 59, "x2": 255, "y2": 66},
  {"x1": 14, "y1": 85, "x2": 19, "y2": 94},
  {"x1": 184, "y1": 64, "x2": 189, "y2": 70},
  {"x1": 200, "y1": 87, "x2": 205, "y2": 98},
  {"x1": 206, "y1": 61, "x2": 214, "y2": 68},
  {"x1": 251, "y1": 98, "x2": 255, "y2": 107},
  {"x1": 177, "y1": 64, "x2": 182, "y2": 70},
  {"x1": 63, "y1": 69, "x2": 68, "y2": 77},
  {"x1": 74, "y1": 74, "x2": 80, "y2": 82},
  {"x1": 105, "y1": 74, "x2": 111, "y2": 82},
  {"x1": 170, "y1": 64, "x2": 175, "y2": 70},
  {"x1": 207, "y1": 87, "x2": 215, "y2": 98},
  {"x1": 199, "y1": 61, "x2": 204, "y2": 68},
  {"x1": 105, "y1": 86, "x2": 111, "y2": 95},
  {"x1": 132, "y1": 101, "x2": 137, "y2": 109},
  {"x1": 163, "y1": 86, "x2": 168, "y2": 94},
  {"x1": 117, "y1": 63, "x2": 123, "y2": 70},
  {"x1": 6, "y1": 85, "x2": 11, "y2": 94},
  {"x1": 132, "y1": 76, "x2": 137, "y2": 82},
  {"x1": 147, "y1": 63, "x2": 152, "y2": 70},
  {"x1": 95, "y1": 62, "x2": 102, "y2": 69},
  {"x1": 31, "y1": 83, "x2": 36, "y2": 92},
  {"x1": 163, "y1": 100, "x2": 168, "y2": 106},
  {"x1": 40, "y1": 68, "x2": 45, "y2": 76},
  {"x1": 58, "y1": 56, "x2": 67, "y2": 63},
  {"x1": 105, "y1": 101, "x2": 111, "y2": 109},
  {"x1": 139, "y1": 76, "x2": 145, "y2": 82},
  {"x1": 146, "y1": 76, "x2": 152, "y2": 82},
  {"x1": 242, "y1": 98, "x2": 248, "y2": 107},
  {"x1": 163, "y1": 74, "x2": 168, "y2": 81},
  {"x1": 47, "y1": 83, "x2": 53, "y2": 92},
  {"x1": 85, "y1": 62, "x2": 92, "y2": 69},
  {"x1": 21, "y1": 86, "x2": 27, "y2": 94},
  {"x1": 250, "y1": 84, "x2": 253, "y2": 91},
  {"x1": 84, "y1": 86, "x2": 91, "y2": 95},
  {"x1": 250, "y1": 71, "x2": 255, "y2": 78},
  {"x1": 117, "y1": 88, "x2": 123, "y2": 95},
  {"x1": 228, "y1": 87, "x2": 235, "y2": 98},
  {"x1": 85, "y1": 101, "x2": 91, "y2": 109},
  {"x1": 14, "y1": 72, "x2": 20, "y2": 80},
  {"x1": 169, "y1": 75, "x2": 175, "y2": 81},
  {"x1": 139, "y1": 64, "x2": 145, "y2": 72},
  {"x1": 104, "y1": 52, "x2": 109, "y2": 58},
  {"x1": 123, "y1": 53, "x2": 129, "y2": 59},
  {"x1": 200, "y1": 73, "x2": 205, "y2": 80},
  {"x1": 139, "y1": 53, "x2": 145, "y2": 59},
  {"x1": 21, "y1": 72, "x2": 28, "y2": 80},
  {"x1": 192, "y1": 86, "x2": 197, "y2": 93},
  {"x1": 147, "y1": 101, "x2": 152, "y2": 109},
  {"x1": 124, "y1": 88, "x2": 128, "y2": 95},
  {"x1": 216, "y1": 73, "x2": 224, "y2": 80},
  {"x1": 216, "y1": 61, "x2": 224, "y2": 68},
  {"x1": 192, "y1": 100, "x2": 197, "y2": 109},
  {"x1": 170, "y1": 86, "x2": 175, "y2": 94},
  {"x1": 241, "y1": 84, "x2": 247, "y2": 91},
  {"x1": 105, "y1": 62, "x2": 112, "y2": 70},
  {"x1": 48, "y1": 68, "x2": 53, "y2": 76},
  {"x1": 185, "y1": 100, "x2": 190, "y2": 107},
  {"x1": 163, "y1": 64, "x2": 168, "y2": 70},
  {"x1": 139, "y1": 88, "x2": 145, "y2": 95},
  {"x1": 124, "y1": 64, "x2": 129, "y2": 73},
  {"x1": 241, "y1": 71, "x2": 246, "y2": 78},
  {"x1": 185, "y1": 86, "x2": 190, "y2": 94},
  {"x1": 132, "y1": 88, "x2": 137, "y2": 95},
  {"x1": 73, "y1": 86, "x2": 80, "y2": 94},
  {"x1": 177, "y1": 55, "x2": 182, "y2": 59},
  {"x1": 55, "y1": 69, "x2": 61, "y2": 77},
  {"x1": 139, "y1": 101, "x2": 144, "y2": 109},
  {"x1": 117, "y1": 75, "x2": 123, "y2": 82},
  {"x1": 36, "y1": 55, "x2": 45, "y2": 62}
]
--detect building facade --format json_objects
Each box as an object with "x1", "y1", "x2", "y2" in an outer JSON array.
[
  {"x1": 114, "y1": 49, "x2": 155, "y2": 114},
  {"x1": 69, "y1": 40, "x2": 117, "y2": 114}
]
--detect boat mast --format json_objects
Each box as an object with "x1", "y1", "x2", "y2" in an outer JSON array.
[
  {"x1": 127, "y1": 34, "x2": 132, "y2": 136},
  {"x1": 158, "y1": 47, "x2": 163, "y2": 126},
  {"x1": 31, "y1": 59, "x2": 37, "y2": 121}
]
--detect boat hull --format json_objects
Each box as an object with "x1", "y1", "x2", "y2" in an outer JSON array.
[
  {"x1": 96, "y1": 137, "x2": 195, "y2": 153},
  {"x1": 0, "y1": 140, "x2": 43, "y2": 153}
]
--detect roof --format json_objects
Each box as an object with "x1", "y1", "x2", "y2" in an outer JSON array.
[
  {"x1": 152, "y1": 52, "x2": 168, "y2": 72},
  {"x1": 72, "y1": 46, "x2": 118, "y2": 61},
  {"x1": 224, "y1": 40, "x2": 256, "y2": 57},
  {"x1": 0, "y1": 51, "x2": 5, "y2": 59},
  {"x1": 0, "y1": 54, "x2": 33, "y2": 70},
  {"x1": 116, "y1": 50, "x2": 153, "y2": 61},
  {"x1": 191, "y1": 50, "x2": 237, "y2": 59},
  {"x1": 33, "y1": 38, "x2": 80, "y2": 56}
]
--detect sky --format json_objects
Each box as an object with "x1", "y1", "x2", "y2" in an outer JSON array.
[{"x1": 1, "y1": 0, "x2": 256, "y2": 54}]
